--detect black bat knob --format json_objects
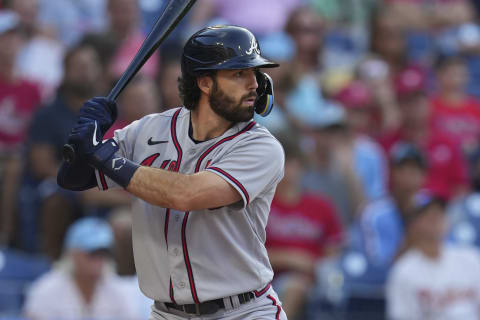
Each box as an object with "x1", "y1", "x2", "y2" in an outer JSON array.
[{"x1": 62, "y1": 144, "x2": 76, "y2": 163}]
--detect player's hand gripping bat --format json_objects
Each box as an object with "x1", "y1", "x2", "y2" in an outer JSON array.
[{"x1": 62, "y1": 0, "x2": 197, "y2": 163}]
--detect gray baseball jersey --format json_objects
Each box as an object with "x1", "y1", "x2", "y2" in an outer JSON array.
[{"x1": 94, "y1": 107, "x2": 284, "y2": 304}]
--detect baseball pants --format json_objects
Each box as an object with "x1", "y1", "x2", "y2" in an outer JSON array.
[{"x1": 149, "y1": 286, "x2": 288, "y2": 320}]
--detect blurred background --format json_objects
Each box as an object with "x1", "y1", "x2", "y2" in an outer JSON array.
[{"x1": 2, "y1": 0, "x2": 480, "y2": 319}]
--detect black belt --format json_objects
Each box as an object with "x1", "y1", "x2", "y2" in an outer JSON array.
[{"x1": 157, "y1": 291, "x2": 254, "y2": 316}]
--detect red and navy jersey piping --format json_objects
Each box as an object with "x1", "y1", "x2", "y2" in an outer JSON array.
[
  {"x1": 169, "y1": 111, "x2": 256, "y2": 304},
  {"x1": 194, "y1": 121, "x2": 256, "y2": 172},
  {"x1": 167, "y1": 108, "x2": 184, "y2": 303},
  {"x1": 267, "y1": 295, "x2": 282, "y2": 319},
  {"x1": 207, "y1": 167, "x2": 250, "y2": 204},
  {"x1": 254, "y1": 283, "x2": 271, "y2": 297},
  {"x1": 99, "y1": 171, "x2": 108, "y2": 190}
]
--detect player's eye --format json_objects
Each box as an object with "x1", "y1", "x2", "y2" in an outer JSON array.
[{"x1": 234, "y1": 71, "x2": 243, "y2": 77}]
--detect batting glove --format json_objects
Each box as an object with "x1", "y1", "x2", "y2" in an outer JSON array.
[
  {"x1": 67, "y1": 119, "x2": 107, "y2": 157},
  {"x1": 78, "y1": 97, "x2": 118, "y2": 136},
  {"x1": 68, "y1": 120, "x2": 139, "y2": 188}
]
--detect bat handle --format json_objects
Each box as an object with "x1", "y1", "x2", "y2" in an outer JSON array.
[{"x1": 107, "y1": 84, "x2": 121, "y2": 101}]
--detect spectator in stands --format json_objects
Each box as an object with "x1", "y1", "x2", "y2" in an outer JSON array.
[
  {"x1": 0, "y1": 10, "x2": 41, "y2": 246},
  {"x1": 380, "y1": 67, "x2": 469, "y2": 200},
  {"x1": 357, "y1": 7, "x2": 427, "y2": 134},
  {"x1": 108, "y1": 207, "x2": 135, "y2": 276},
  {"x1": 358, "y1": 143, "x2": 427, "y2": 275},
  {"x1": 447, "y1": 148, "x2": 480, "y2": 247},
  {"x1": 104, "y1": 75, "x2": 159, "y2": 138},
  {"x1": 0, "y1": 10, "x2": 41, "y2": 155},
  {"x1": 23, "y1": 217, "x2": 141, "y2": 320},
  {"x1": 430, "y1": 55, "x2": 480, "y2": 156},
  {"x1": 430, "y1": 0, "x2": 480, "y2": 97},
  {"x1": 108, "y1": 207, "x2": 153, "y2": 319},
  {"x1": 266, "y1": 132, "x2": 343, "y2": 320},
  {"x1": 333, "y1": 80, "x2": 388, "y2": 202},
  {"x1": 189, "y1": 0, "x2": 301, "y2": 39},
  {"x1": 36, "y1": 0, "x2": 107, "y2": 46},
  {"x1": 277, "y1": 5, "x2": 330, "y2": 131},
  {"x1": 385, "y1": 0, "x2": 473, "y2": 31},
  {"x1": 386, "y1": 189, "x2": 480, "y2": 320},
  {"x1": 156, "y1": 46, "x2": 183, "y2": 112},
  {"x1": 302, "y1": 103, "x2": 366, "y2": 227},
  {"x1": 105, "y1": 0, "x2": 158, "y2": 82},
  {"x1": 16, "y1": 40, "x2": 131, "y2": 259},
  {"x1": 308, "y1": 0, "x2": 378, "y2": 71},
  {"x1": 7, "y1": 0, "x2": 64, "y2": 100}
]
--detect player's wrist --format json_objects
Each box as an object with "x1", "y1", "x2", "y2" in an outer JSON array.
[{"x1": 88, "y1": 138, "x2": 139, "y2": 188}]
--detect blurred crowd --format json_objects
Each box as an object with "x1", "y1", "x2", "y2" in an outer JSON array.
[{"x1": 3, "y1": 0, "x2": 480, "y2": 319}]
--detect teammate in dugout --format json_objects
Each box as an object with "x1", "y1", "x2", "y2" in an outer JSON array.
[{"x1": 57, "y1": 25, "x2": 288, "y2": 319}]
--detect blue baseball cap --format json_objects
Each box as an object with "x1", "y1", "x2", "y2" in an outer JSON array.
[
  {"x1": 64, "y1": 217, "x2": 114, "y2": 252},
  {"x1": 390, "y1": 142, "x2": 427, "y2": 168},
  {"x1": 304, "y1": 101, "x2": 346, "y2": 129}
]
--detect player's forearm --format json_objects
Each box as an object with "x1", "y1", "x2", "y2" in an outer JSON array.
[
  {"x1": 80, "y1": 188, "x2": 133, "y2": 207},
  {"x1": 126, "y1": 166, "x2": 241, "y2": 211},
  {"x1": 127, "y1": 166, "x2": 192, "y2": 210}
]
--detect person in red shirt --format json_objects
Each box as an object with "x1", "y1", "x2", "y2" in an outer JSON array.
[
  {"x1": 266, "y1": 133, "x2": 343, "y2": 319},
  {"x1": 430, "y1": 55, "x2": 480, "y2": 156},
  {"x1": 103, "y1": 75, "x2": 159, "y2": 139},
  {"x1": 379, "y1": 67, "x2": 469, "y2": 200},
  {"x1": 0, "y1": 10, "x2": 41, "y2": 154},
  {"x1": 0, "y1": 11, "x2": 41, "y2": 245}
]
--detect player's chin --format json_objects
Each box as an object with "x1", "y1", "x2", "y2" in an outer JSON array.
[
  {"x1": 243, "y1": 106, "x2": 255, "y2": 120},
  {"x1": 226, "y1": 106, "x2": 254, "y2": 123}
]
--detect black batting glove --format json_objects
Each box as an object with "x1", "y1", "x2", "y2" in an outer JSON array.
[
  {"x1": 67, "y1": 119, "x2": 107, "y2": 158},
  {"x1": 78, "y1": 97, "x2": 118, "y2": 136}
]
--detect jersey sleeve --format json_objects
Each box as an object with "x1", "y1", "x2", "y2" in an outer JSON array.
[
  {"x1": 206, "y1": 134, "x2": 284, "y2": 208},
  {"x1": 94, "y1": 118, "x2": 143, "y2": 191}
]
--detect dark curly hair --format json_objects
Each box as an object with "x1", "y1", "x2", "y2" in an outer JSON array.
[{"x1": 178, "y1": 70, "x2": 216, "y2": 110}]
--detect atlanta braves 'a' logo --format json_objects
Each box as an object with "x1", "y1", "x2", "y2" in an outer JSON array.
[{"x1": 246, "y1": 38, "x2": 260, "y2": 55}]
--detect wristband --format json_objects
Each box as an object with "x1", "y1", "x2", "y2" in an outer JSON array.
[{"x1": 89, "y1": 139, "x2": 140, "y2": 188}]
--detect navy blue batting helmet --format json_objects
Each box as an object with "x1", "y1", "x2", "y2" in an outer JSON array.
[
  {"x1": 181, "y1": 25, "x2": 278, "y2": 116},
  {"x1": 182, "y1": 25, "x2": 279, "y2": 74}
]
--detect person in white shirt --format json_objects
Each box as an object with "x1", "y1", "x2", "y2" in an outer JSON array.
[
  {"x1": 23, "y1": 217, "x2": 141, "y2": 320},
  {"x1": 386, "y1": 190, "x2": 480, "y2": 320}
]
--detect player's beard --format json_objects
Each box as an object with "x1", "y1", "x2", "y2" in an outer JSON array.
[{"x1": 209, "y1": 80, "x2": 255, "y2": 123}]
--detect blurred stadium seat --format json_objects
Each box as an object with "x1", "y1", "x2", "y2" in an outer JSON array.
[
  {"x1": 305, "y1": 249, "x2": 387, "y2": 320},
  {"x1": 0, "y1": 248, "x2": 50, "y2": 316},
  {"x1": 449, "y1": 193, "x2": 480, "y2": 247}
]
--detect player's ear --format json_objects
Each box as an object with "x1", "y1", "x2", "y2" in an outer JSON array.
[{"x1": 197, "y1": 75, "x2": 213, "y2": 95}]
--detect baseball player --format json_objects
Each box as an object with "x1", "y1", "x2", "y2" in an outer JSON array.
[{"x1": 57, "y1": 25, "x2": 287, "y2": 319}]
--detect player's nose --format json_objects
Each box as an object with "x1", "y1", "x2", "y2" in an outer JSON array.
[{"x1": 246, "y1": 69, "x2": 258, "y2": 91}]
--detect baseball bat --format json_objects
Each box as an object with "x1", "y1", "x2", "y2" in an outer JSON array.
[{"x1": 62, "y1": 0, "x2": 197, "y2": 163}]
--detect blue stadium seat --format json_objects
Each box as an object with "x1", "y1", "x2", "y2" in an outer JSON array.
[
  {"x1": 449, "y1": 193, "x2": 480, "y2": 247},
  {"x1": 0, "y1": 248, "x2": 50, "y2": 316}
]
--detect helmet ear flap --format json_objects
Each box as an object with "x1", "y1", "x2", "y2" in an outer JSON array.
[{"x1": 254, "y1": 72, "x2": 274, "y2": 117}]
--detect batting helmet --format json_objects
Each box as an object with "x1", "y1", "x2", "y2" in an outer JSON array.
[{"x1": 182, "y1": 25, "x2": 278, "y2": 117}]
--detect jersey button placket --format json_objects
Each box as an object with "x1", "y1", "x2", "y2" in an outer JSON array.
[{"x1": 167, "y1": 210, "x2": 184, "y2": 297}]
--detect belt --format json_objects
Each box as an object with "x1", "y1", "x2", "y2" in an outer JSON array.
[{"x1": 157, "y1": 291, "x2": 255, "y2": 316}]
